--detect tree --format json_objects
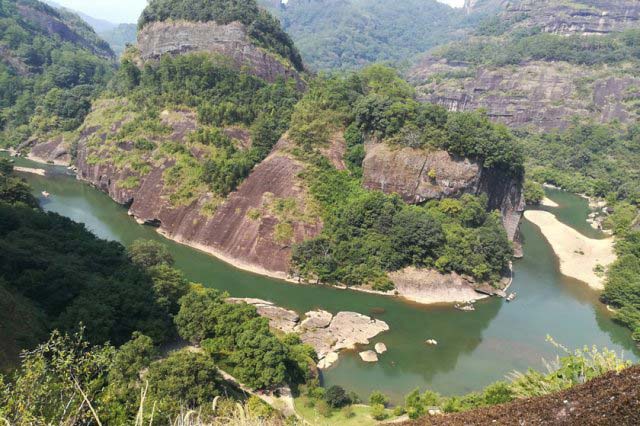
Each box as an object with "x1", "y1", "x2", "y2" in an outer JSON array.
[
  {"x1": 148, "y1": 264, "x2": 190, "y2": 315},
  {"x1": 0, "y1": 159, "x2": 38, "y2": 207},
  {"x1": 524, "y1": 180, "x2": 545, "y2": 205},
  {"x1": 128, "y1": 239, "x2": 174, "y2": 269},
  {"x1": 324, "y1": 385, "x2": 351, "y2": 408},
  {"x1": 146, "y1": 350, "x2": 222, "y2": 419},
  {"x1": 229, "y1": 318, "x2": 288, "y2": 390},
  {"x1": 174, "y1": 289, "x2": 224, "y2": 344},
  {"x1": 0, "y1": 329, "x2": 114, "y2": 425}
]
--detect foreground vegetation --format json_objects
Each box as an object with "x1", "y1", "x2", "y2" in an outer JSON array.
[{"x1": 0, "y1": 161, "x2": 313, "y2": 423}]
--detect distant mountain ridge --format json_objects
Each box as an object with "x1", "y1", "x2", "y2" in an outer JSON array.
[{"x1": 409, "y1": 0, "x2": 640, "y2": 130}]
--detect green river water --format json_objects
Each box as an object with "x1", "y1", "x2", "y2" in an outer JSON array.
[{"x1": 8, "y1": 155, "x2": 639, "y2": 403}]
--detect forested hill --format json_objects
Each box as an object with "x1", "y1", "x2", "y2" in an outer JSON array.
[
  {"x1": 0, "y1": 0, "x2": 115, "y2": 147},
  {"x1": 258, "y1": 0, "x2": 497, "y2": 71}
]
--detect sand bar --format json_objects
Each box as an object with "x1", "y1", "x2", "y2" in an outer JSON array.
[
  {"x1": 524, "y1": 210, "x2": 615, "y2": 290},
  {"x1": 541, "y1": 197, "x2": 559, "y2": 208}
]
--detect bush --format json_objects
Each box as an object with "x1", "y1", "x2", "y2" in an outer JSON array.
[
  {"x1": 324, "y1": 385, "x2": 351, "y2": 408},
  {"x1": 369, "y1": 390, "x2": 389, "y2": 407},
  {"x1": 371, "y1": 403, "x2": 388, "y2": 420}
]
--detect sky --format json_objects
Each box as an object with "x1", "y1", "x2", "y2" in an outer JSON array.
[{"x1": 53, "y1": 0, "x2": 466, "y2": 24}]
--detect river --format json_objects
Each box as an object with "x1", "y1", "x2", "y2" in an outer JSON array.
[{"x1": 8, "y1": 155, "x2": 639, "y2": 403}]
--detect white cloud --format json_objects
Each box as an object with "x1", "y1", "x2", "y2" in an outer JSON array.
[
  {"x1": 437, "y1": 0, "x2": 466, "y2": 7},
  {"x1": 53, "y1": 0, "x2": 148, "y2": 23}
]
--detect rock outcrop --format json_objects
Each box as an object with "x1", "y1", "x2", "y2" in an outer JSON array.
[
  {"x1": 410, "y1": 58, "x2": 640, "y2": 131},
  {"x1": 362, "y1": 142, "x2": 525, "y2": 241},
  {"x1": 227, "y1": 298, "x2": 299, "y2": 333},
  {"x1": 506, "y1": 0, "x2": 640, "y2": 36},
  {"x1": 389, "y1": 267, "x2": 487, "y2": 305},
  {"x1": 137, "y1": 20, "x2": 304, "y2": 87},
  {"x1": 410, "y1": 0, "x2": 640, "y2": 131},
  {"x1": 225, "y1": 299, "x2": 390, "y2": 369}
]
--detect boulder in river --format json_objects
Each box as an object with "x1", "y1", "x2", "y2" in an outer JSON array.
[
  {"x1": 375, "y1": 342, "x2": 387, "y2": 354},
  {"x1": 359, "y1": 350, "x2": 379, "y2": 362},
  {"x1": 317, "y1": 351, "x2": 339, "y2": 369}
]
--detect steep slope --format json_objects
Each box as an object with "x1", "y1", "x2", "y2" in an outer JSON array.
[
  {"x1": 404, "y1": 365, "x2": 640, "y2": 425},
  {"x1": 73, "y1": 0, "x2": 311, "y2": 279},
  {"x1": 409, "y1": 0, "x2": 640, "y2": 130},
  {"x1": 0, "y1": 0, "x2": 115, "y2": 150},
  {"x1": 259, "y1": 0, "x2": 477, "y2": 71},
  {"x1": 99, "y1": 23, "x2": 137, "y2": 56}
]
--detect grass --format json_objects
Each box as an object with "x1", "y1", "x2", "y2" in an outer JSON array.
[{"x1": 293, "y1": 397, "x2": 397, "y2": 426}]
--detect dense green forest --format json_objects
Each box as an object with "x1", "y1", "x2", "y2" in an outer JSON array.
[
  {"x1": 0, "y1": 160, "x2": 314, "y2": 423},
  {"x1": 139, "y1": 0, "x2": 303, "y2": 71},
  {"x1": 0, "y1": 0, "x2": 115, "y2": 146},
  {"x1": 259, "y1": 0, "x2": 483, "y2": 71},
  {"x1": 288, "y1": 65, "x2": 520, "y2": 289}
]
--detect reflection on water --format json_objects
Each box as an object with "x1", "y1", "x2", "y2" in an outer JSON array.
[{"x1": 8, "y1": 154, "x2": 638, "y2": 403}]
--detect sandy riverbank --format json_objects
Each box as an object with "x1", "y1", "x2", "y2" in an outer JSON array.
[
  {"x1": 541, "y1": 197, "x2": 559, "y2": 208},
  {"x1": 524, "y1": 210, "x2": 615, "y2": 290},
  {"x1": 14, "y1": 166, "x2": 46, "y2": 176}
]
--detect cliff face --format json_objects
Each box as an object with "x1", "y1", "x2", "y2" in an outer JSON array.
[
  {"x1": 137, "y1": 20, "x2": 304, "y2": 88},
  {"x1": 506, "y1": 0, "x2": 640, "y2": 36},
  {"x1": 362, "y1": 142, "x2": 524, "y2": 241},
  {"x1": 410, "y1": 0, "x2": 640, "y2": 131},
  {"x1": 75, "y1": 105, "x2": 322, "y2": 276},
  {"x1": 410, "y1": 59, "x2": 640, "y2": 131}
]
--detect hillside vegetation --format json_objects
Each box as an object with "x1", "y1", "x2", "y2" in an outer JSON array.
[
  {"x1": 259, "y1": 0, "x2": 488, "y2": 71},
  {"x1": 287, "y1": 65, "x2": 521, "y2": 289},
  {"x1": 0, "y1": 0, "x2": 114, "y2": 146}
]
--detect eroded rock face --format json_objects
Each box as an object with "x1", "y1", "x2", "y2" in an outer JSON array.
[
  {"x1": 362, "y1": 142, "x2": 525, "y2": 241},
  {"x1": 227, "y1": 298, "x2": 299, "y2": 333},
  {"x1": 389, "y1": 267, "x2": 486, "y2": 305},
  {"x1": 137, "y1": 20, "x2": 304, "y2": 88},
  {"x1": 410, "y1": 59, "x2": 640, "y2": 131},
  {"x1": 506, "y1": 0, "x2": 640, "y2": 36},
  {"x1": 77, "y1": 128, "x2": 322, "y2": 278},
  {"x1": 299, "y1": 311, "x2": 390, "y2": 359},
  {"x1": 15, "y1": 3, "x2": 114, "y2": 59}
]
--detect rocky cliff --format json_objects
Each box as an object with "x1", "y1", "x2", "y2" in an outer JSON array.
[
  {"x1": 75, "y1": 104, "x2": 322, "y2": 278},
  {"x1": 137, "y1": 20, "x2": 304, "y2": 87},
  {"x1": 410, "y1": 58, "x2": 640, "y2": 131},
  {"x1": 410, "y1": 0, "x2": 640, "y2": 130},
  {"x1": 506, "y1": 0, "x2": 640, "y2": 36},
  {"x1": 363, "y1": 142, "x2": 524, "y2": 242}
]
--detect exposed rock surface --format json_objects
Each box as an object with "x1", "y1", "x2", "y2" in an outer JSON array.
[
  {"x1": 227, "y1": 298, "x2": 299, "y2": 333},
  {"x1": 223, "y1": 299, "x2": 389, "y2": 369},
  {"x1": 410, "y1": 0, "x2": 640, "y2": 131},
  {"x1": 403, "y1": 365, "x2": 640, "y2": 426},
  {"x1": 389, "y1": 267, "x2": 487, "y2": 305},
  {"x1": 75, "y1": 105, "x2": 322, "y2": 277},
  {"x1": 363, "y1": 142, "x2": 524, "y2": 241},
  {"x1": 137, "y1": 20, "x2": 304, "y2": 87},
  {"x1": 410, "y1": 59, "x2": 640, "y2": 131},
  {"x1": 20, "y1": 136, "x2": 72, "y2": 166},
  {"x1": 359, "y1": 350, "x2": 378, "y2": 362},
  {"x1": 299, "y1": 311, "x2": 390, "y2": 360},
  {"x1": 375, "y1": 342, "x2": 387, "y2": 354},
  {"x1": 506, "y1": 0, "x2": 640, "y2": 36},
  {"x1": 15, "y1": 2, "x2": 114, "y2": 59}
]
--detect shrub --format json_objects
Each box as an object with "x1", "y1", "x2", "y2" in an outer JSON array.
[
  {"x1": 371, "y1": 403, "x2": 388, "y2": 420},
  {"x1": 324, "y1": 385, "x2": 351, "y2": 408}
]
